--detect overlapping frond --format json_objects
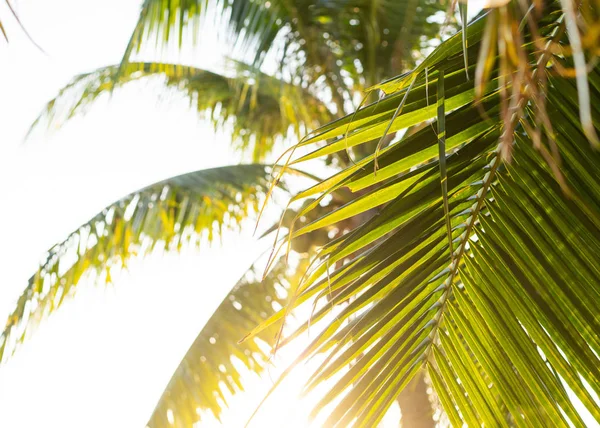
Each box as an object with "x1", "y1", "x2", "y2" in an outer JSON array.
[
  {"x1": 31, "y1": 62, "x2": 331, "y2": 161},
  {"x1": 250, "y1": 2, "x2": 600, "y2": 426},
  {"x1": 147, "y1": 256, "x2": 295, "y2": 427},
  {"x1": 0, "y1": 164, "x2": 281, "y2": 362},
  {"x1": 307, "y1": 0, "x2": 446, "y2": 84}
]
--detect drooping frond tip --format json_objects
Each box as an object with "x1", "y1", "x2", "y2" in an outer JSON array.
[
  {"x1": 28, "y1": 62, "x2": 332, "y2": 161},
  {"x1": 0, "y1": 164, "x2": 282, "y2": 362}
]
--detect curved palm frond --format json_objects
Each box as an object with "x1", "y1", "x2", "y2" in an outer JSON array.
[
  {"x1": 30, "y1": 62, "x2": 332, "y2": 161},
  {"x1": 249, "y1": 2, "x2": 600, "y2": 426},
  {"x1": 147, "y1": 255, "x2": 309, "y2": 427},
  {"x1": 0, "y1": 164, "x2": 284, "y2": 362}
]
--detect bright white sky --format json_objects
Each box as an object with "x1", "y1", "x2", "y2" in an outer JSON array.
[{"x1": 0, "y1": 1, "x2": 398, "y2": 427}]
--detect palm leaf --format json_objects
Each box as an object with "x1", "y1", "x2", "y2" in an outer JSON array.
[
  {"x1": 147, "y1": 256, "x2": 296, "y2": 427},
  {"x1": 0, "y1": 164, "x2": 283, "y2": 361},
  {"x1": 251, "y1": 2, "x2": 600, "y2": 426},
  {"x1": 30, "y1": 62, "x2": 332, "y2": 161}
]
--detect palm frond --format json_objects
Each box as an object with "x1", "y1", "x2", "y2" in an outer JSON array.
[
  {"x1": 121, "y1": 0, "x2": 284, "y2": 66},
  {"x1": 0, "y1": 164, "x2": 283, "y2": 362},
  {"x1": 30, "y1": 62, "x2": 332, "y2": 161},
  {"x1": 147, "y1": 256, "x2": 296, "y2": 427},
  {"x1": 251, "y1": 2, "x2": 600, "y2": 425}
]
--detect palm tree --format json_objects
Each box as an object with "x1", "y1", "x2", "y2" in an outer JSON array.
[
  {"x1": 2, "y1": 1, "x2": 449, "y2": 426},
  {"x1": 5, "y1": 0, "x2": 600, "y2": 427}
]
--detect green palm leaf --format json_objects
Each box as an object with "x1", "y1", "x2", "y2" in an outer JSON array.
[
  {"x1": 31, "y1": 62, "x2": 331, "y2": 161},
  {"x1": 251, "y1": 2, "x2": 600, "y2": 426},
  {"x1": 0, "y1": 164, "x2": 282, "y2": 362}
]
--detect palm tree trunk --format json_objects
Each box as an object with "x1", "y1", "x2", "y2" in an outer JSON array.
[{"x1": 397, "y1": 372, "x2": 435, "y2": 428}]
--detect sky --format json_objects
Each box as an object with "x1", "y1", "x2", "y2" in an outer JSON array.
[{"x1": 0, "y1": 1, "x2": 396, "y2": 427}]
